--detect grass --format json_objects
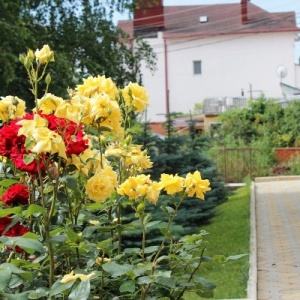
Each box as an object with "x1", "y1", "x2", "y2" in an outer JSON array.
[{"x1": 184, "y1": 183, "x2": 250, "y2": 299}]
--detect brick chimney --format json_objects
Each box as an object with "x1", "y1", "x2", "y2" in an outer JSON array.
[
  {"x1": 241, "y1": 0, "x2": 248, "y2": 24},
  {"x1": 134, "y1": 0, "x2": 164, "y2": 36}
]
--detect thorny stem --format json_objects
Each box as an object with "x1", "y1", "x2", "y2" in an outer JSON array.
[
  {"x1": 140, "y1": 212, "x2": 146, "y2": 261},
  {"x1": 141, "y1": 198, "x2": 184, "y2": 300},
  {"x1": 117, "y1": 201, "x2": 122, "y2": 254},
  {"x1": 175, "y1": 246, "x2": 206, "y2": 300},
  {"x1": 36, "y1": 158, "x2": 54, "y2": 289}
]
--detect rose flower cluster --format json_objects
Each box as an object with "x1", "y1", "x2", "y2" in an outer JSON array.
[{"x1": 0, "y1": 45, "x2": 212, "y2": 258}]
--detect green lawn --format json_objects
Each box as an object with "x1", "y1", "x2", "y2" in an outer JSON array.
[{"x1": 184, "y1": 184, "x2": 250, "y2": 299}]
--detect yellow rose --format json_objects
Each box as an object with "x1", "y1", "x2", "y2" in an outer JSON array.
[
  {"x1": 122, "y1": 82, "x2": 149, "y2": 113},
  {"x1": 60, "y1": 271, "x2": 95, "y2": 284},
  {"x1": 76, "y1": 75, "x2": 119, "y2": 100},
  {"x1": 159, "y1": 174, "x2": 184, "y2": 195},
  {"x1": 55, "y1": 98, "x2": 83, "y2": 124},
  {"x1": 89, "y1": 94, "x2": 122, "y2": 125},
  {"x1": 117, "y1": 176, "x2": 139, "y2": 200},
  {"x1": 105, "y1": 143, "x2": 125, "y2": 158},
  {"x1": 28, "y1": 127, "x2": 67, "y2": 160},
  {"x1": 184, "y1": 171, "x2": 211, "y2": 200},
  {"x1": 146, "y1": 181, "x2": 161, "y2": 204},
  {"x1": 89, "y1": 220, "x2": 100, "y2": 225},
  {"x1": 35, "y1": 44, "x2": 54, "y2": 64},
  {"x1": 0, "y1": 96, "x2": 26, "y2": 122},
  {"x1": 95, "y1": 257, "x2": 111, "y2": 265},
  {"x1": 85, "y1": 166, "x2": 118, "y2": 202},
  {"x1": 37, "y1": 93, "x2": 64, "y2": 114},
  {"x1": 125, "y1": 145, "x2": 153, "y2": 172},
  {"x1": 17, "y1": 114, "x2": 48, "y2": 137},
  {"x1": 117, "y1": 174, "x2": 160, "y2": 203},
  {"x1": 0, "y1": 101, "x2": 9, "y2": 123}
]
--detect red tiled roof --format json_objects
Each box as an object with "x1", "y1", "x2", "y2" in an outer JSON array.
[
  {"x1": 118, "y1": 3, "x2": 299, "y2": 39},
  {"x1": 149, "y1": 122, "x2": 166, "y2": 136}
]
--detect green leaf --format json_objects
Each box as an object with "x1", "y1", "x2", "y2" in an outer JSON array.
[
  {"x1": 226, "y1": 253, "x2": 248, "y2": 261},
  {"x1": 8, "y1": 274, "x2": 24, "y2": 288},
  {"x1": 155, "y1": 276, "x2": 177, "y2": 289},
  {"x1": 50, "y1": 234, "x2": 67, "y2": 243},
  {"x1": 161, "y1": 206, "x2": 176, "y2": 215},
  {"x1": 85, "y1": 203, "x2": 105, "y2": 211},
  {"x1": 156, "y1": 255, "x2": 169, "y2": 263},
  {"x1": 119, "y1": 280, "x2": 135, "y2": 293},
  {"x1": 15, "y1": 237, "x2": 44, "y2": 253},
  {"x1": 24, "y1": 204, "x2": 46, "y2": 218},
  {"x1": 5, "y1": 291, "x2": 31, "y2": 300},
  {"x1": 0, "y1": 267, "x2": 12, "y2": 291},
  {"x1": 154, "y1": 270, "x2": 172, "y2": 278},
  {"x1": 23, "y1": 154, "x2": 35, "y2": 165},
  {"x1": 22, "y1": 232, "x2": 40, "y2": 240},
  {"x1": 49, "y1": 279, "x2": 75, "y2": 297},
  {"x1": 0, "y1": 263, "x2": 26, "y2": 274},
  {"x1": 145, "y1": 220, "x2": 161, "y2": 228},
  {"x1": 213, "y1": 255, "x2": 226, "y2": 263},
  {"x1": 68, "y1": 280, "x2": 90, "y2": 300},
  {"x1": 28, "y1": 287, "x2": 49, "y2": 299},
  {"x1": 195, "y1": 277, "x2": 216, "y2": 290},
  {"x1": 0, "y1": 179, "x2": 19, "y2": 187},
  {"x1": 64, "y1": 175, "x2": 78, "y2": 190},
  {"x1": 132, "y1": 263, "x2": 152, "y2": 277},
  {"x1": 144, "y1": 246, "x2": 159, "y2": 254},
  {"x1": 102, "y1": 262, "x2": 132, "y2": 277},
  {"x1": 159, "y1": 227, "x2": 173, "y2": 239},
  {"x1": 0, "y1": 206, "x2": 22, "y2": 217},
  {"x1": 137, "y1": 276, "x2": 153, "y2": 285},
  {"x1": 65, "y1": 227, "x2": 82, "y2": 243}
]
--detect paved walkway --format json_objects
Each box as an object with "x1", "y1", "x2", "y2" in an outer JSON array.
[{"x1": 252, "y1": 176, "x2": 300, "y2": 300}]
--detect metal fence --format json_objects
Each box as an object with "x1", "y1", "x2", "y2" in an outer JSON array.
[{"x1": 212, "y1": 148, "x2": 261, "y2": 183}]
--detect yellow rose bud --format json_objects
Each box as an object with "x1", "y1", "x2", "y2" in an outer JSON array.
[
  {"x1": 136, "y1": 203, "x2": 145, "y2": 213},
  {"x1": 35, "y1": 44, "x2": 54, "y2": 64},
  {"x1": 45, "y1": 73, "x2": 51, "y2": 85}
]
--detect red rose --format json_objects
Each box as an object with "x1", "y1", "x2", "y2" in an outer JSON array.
[
  {"x1": 42, "y1": 113, "x2": 89, "y2": 156},
  {"x1": 65, "y1": 129, "x2": 89, "y2": 156},
  {"x1": 2, "y1": 183, "x2": 29, "y2": 206},
  {"x1": 10, "y1": 153, "x2": 47, "y2": 174},
  {"x1": 6, "y1": 221, "x2": 29, "y2": 237},
  {"x1": 0, "y1": 216, "x2": 13, "y2": 235},
  {"x1": 0, "y1": 216, "x2": 30, "y2": 253},
  {"x1": 0, "y1": 119, "x2": 25, "y2": 158}
]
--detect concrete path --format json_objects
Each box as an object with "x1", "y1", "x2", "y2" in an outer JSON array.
[{"x1": 251, "y1": 176, "x2": 300, "y2": 300}]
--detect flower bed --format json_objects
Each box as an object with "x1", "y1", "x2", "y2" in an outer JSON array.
[{"x1": 0, "y1": 45, "x2": 220, "y2": 299}]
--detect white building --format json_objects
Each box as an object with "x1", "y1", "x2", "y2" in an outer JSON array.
[{"x1": 119, "y1": 0, "x2": 300, "y2": 122}]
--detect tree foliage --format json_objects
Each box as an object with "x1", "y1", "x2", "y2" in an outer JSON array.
[
  {"x1": 216, "y1": 96, "x2": 292, "y2": 147},
  {"x1": 0, "y1": 0, "x2": 156, "y2": 108}
]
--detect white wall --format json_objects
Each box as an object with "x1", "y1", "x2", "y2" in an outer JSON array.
[
  {"x1": 140, "y1": 32, "x2": 298, "y2": 122},
  {"x1": 295, "y1": 64, "x2": 300, "y2": 88}
]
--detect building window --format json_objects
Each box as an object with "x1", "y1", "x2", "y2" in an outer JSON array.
[{"x1": 193, "y1": 61, "x2": 202, "y2": 75}]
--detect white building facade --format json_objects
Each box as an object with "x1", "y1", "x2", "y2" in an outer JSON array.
[{"x1": 120, "y1": 1, "x2": 300, "y2": 122}]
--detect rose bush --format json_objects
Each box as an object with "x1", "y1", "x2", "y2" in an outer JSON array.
[{"x1": 0, "y1": 45, "x2": 241, "y2": 300}]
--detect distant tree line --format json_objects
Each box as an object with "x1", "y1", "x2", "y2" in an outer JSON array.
[{"x1": 0, "y1": 0, "x2": 156, "y2": 107}]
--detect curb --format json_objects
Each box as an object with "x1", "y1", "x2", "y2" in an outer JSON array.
[
  {"x1": 254, "y1": 175, "x2": 300, "y2": 182},
  {"x1": 246, "y1": 181, "x2": 257, "y2": 300}
]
